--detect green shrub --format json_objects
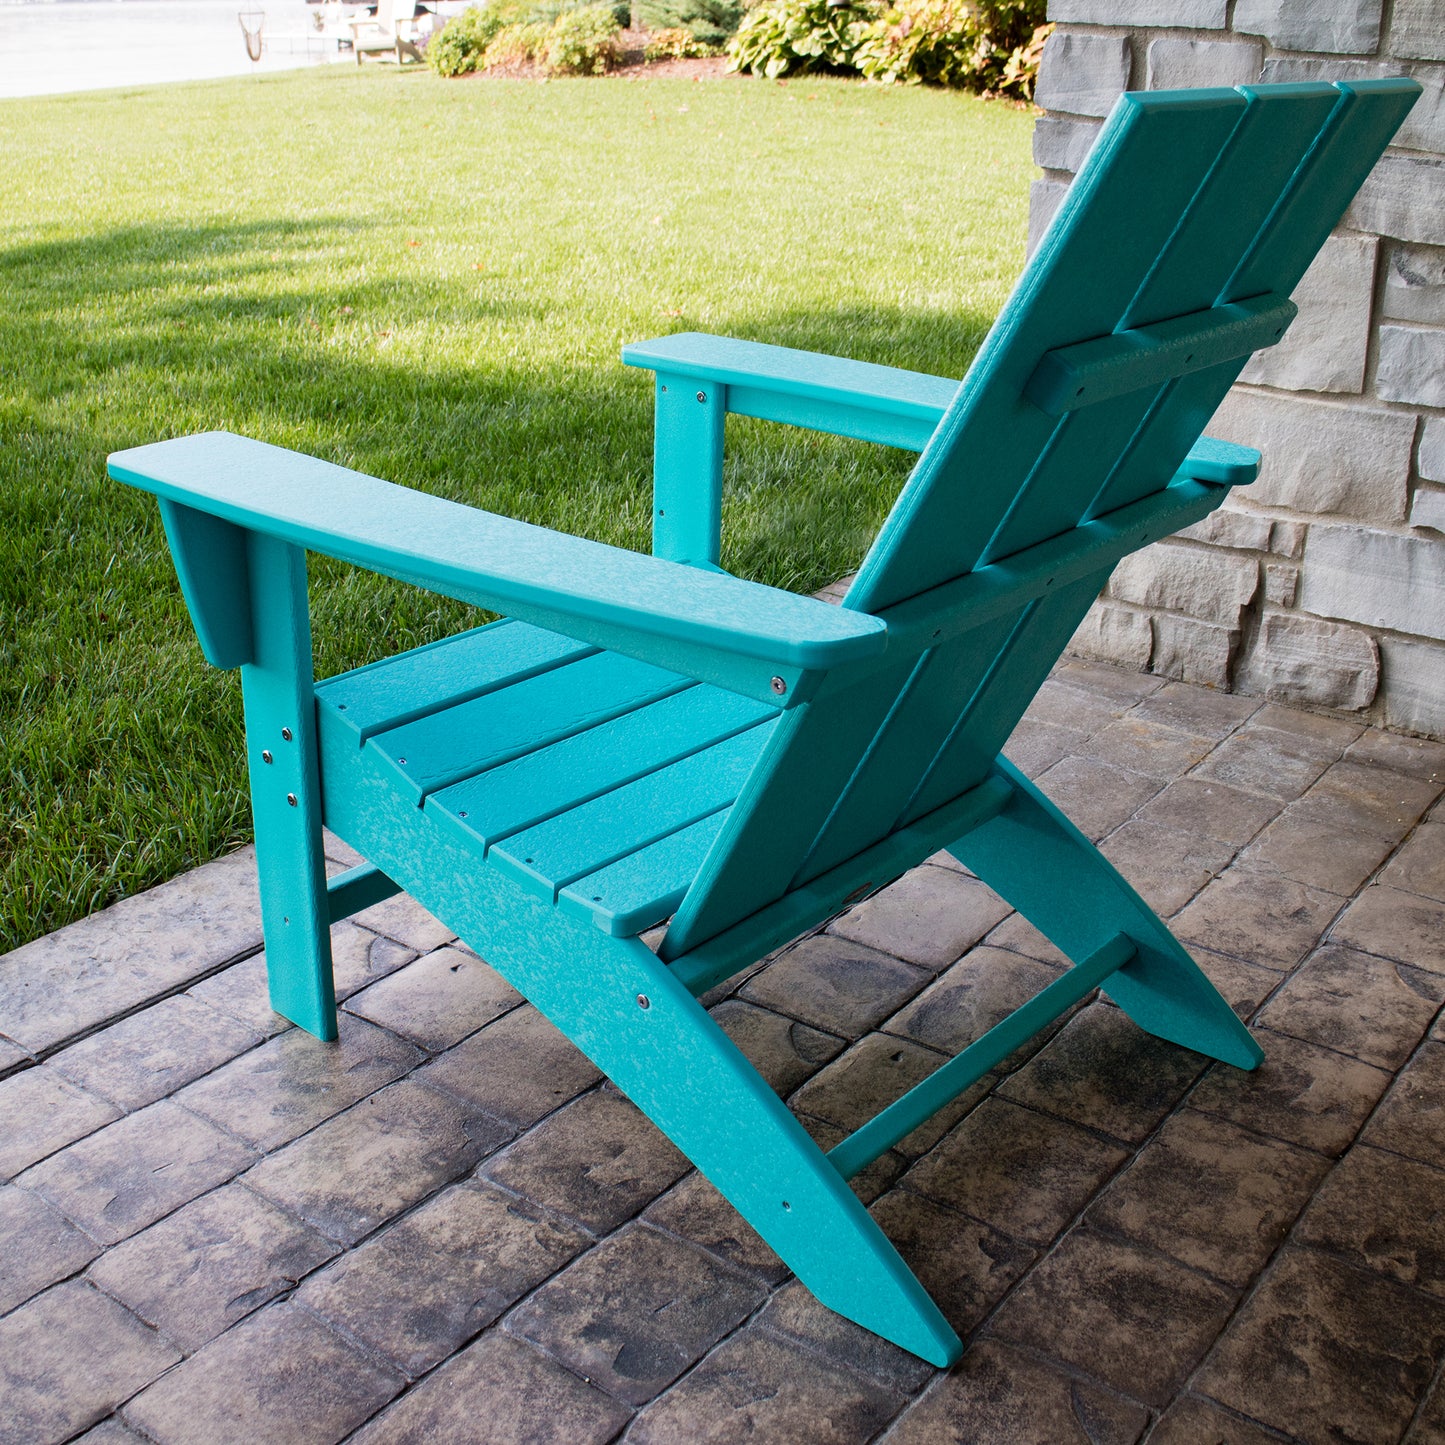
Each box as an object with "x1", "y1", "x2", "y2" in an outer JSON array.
[
  {"x1": 427, "y1": 2, "x2": 540, "y2": 75},
  {"x1": 855, "y1": 0, "x2": 1044, "y2": 92},
  {"x1": 427, "y1": 5, "x2": 504, "y2": 76},
  {"x1": 532, "y1": 0, "x2": 633, "y2": 28},
  {"x1": 481, "y1": 18, "x2": 553, "y2": 66},
  {"x1": 726, "y1": 0, "x2": 874, "y2": 79},
  {"x1": 644, "y1": 25, "x2": 716, "y2": 59},
  {"x1": 729, "y1": 0, "x2": 1046, "y2": 92},
  {"x1": 544, "y1": 2, "x2": 624, "y2": 73},
  {"x1": 638, "y1": 0, "x2": 743, "y2": 47}
]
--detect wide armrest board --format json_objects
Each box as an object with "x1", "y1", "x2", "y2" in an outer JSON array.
[
  {"x1": 624, "y1": 331, "x2": 1260, "y2": 484},
  {"x1": 109, "y1": 432, "x2": 887, "y2": 675}
]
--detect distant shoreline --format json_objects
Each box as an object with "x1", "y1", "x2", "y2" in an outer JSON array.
[{"x1": 0, "y1": 0, "x2": 347, "y2": 100}]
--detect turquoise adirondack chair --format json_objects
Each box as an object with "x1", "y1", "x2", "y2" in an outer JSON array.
[{"x1": 107, "y1": 79, "x2": 1418, "y2": 1366}]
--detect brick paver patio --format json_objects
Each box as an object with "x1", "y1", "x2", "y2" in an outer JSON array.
[{"x1": 3, "y1": 657, "x2": 1444, "y2": 1444}]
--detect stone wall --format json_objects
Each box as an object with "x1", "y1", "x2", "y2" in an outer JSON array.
[{"x1": 1032, "y1": 0, "x2": 1445, "y2": 738}]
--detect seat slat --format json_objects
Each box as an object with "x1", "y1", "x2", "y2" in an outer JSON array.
[
  {"x1": 559, "y1": 813, "x2": 732, "y2": 937},
  {"x1": 368, "y1": 651, "x2": 690, "y2": 804},
  {"x1": 316, "y1": 619, "x2": 594, "y2": 742},
  {"x1": 430, "y1": 686, "x2": 775, "y2": 850},
  {"x1": 488, "y1": 723, "x2": 775, "y2": 899}
]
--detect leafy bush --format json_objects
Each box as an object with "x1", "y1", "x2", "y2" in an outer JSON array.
[
  {"x1": 427, "y1": 5, "x2": 506, "y2": 76},
  {"x1": 638, "y1": 0, "x2": 743, "y2": 47},
  {"x1": 532, "y1": 0, "x2": 632, "y2": 29},
  {"x1": 727, "y1": 0, "x2": 875, "y2": 79},
  {"x1": 428, "y1": 0, "x2": 625, "y2": 76},
  {"x1": 644, "y1": 26, "x2": 716, "y2": 59},
  {"x1": 729, "y1": 0, "x2": 1047, "y2": 93},
  {"x1": 545, "y1": 2, "x2": 624, "y2": 73},
  {"x1": 482, "y1": 18, "x2": 553, "y2": 66}
]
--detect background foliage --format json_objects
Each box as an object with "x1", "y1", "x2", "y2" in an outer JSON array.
[{"x1": 729, "y1": 0, "x2": 1048, "y2": 94}]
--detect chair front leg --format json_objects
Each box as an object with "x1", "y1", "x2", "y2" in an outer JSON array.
[{"x1": 240, "y1": 532, "x2": 338, "y2": 1040}]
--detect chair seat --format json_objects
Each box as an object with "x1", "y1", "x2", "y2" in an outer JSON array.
[{"x1": 315, "y1": 620, "x2": 780, "y2": 937}]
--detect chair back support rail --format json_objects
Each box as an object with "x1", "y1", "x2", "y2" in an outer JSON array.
[{"x1": 104, "y1": 78, "x2": 1420, "y2": 1367}]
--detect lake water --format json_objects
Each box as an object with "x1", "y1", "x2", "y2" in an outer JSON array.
[{"x1": 0, "y1": 0, "x2": 364, "y2": 99}]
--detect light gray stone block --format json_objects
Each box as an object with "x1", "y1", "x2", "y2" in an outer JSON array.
[
  {"x1": 1068, "y1": 600, "x2": 1153, "y2": 670},
  {"x1": 1175, "y1": 503, "x2": 1274, "y2": 552},
  {"x1": 1264, "y1": 563, "x2": 1299, "y2": 607},
  {"x1": 1211, "y1": 390, "x2": 1415, "y2": 524},
  {"x1": 1028, "y1": 179, "x2": 1069, "y2": 257},
  {"x1": 1238, "y1": 234, "x2": 1377, "y2": 395},
  {"x1": 1235, "y1": 0, "x2": 1383, "y2": 54},
  {"x1": 1108, "y1": 542, "x2": 1259, "y2": 627},
  {"x1": 1235, "y1": 612, "x2": 1379, "y2": 712},
  {"x1": 1272, "y1": 520, "x2": 1308, "y2": 559},
  {"x1": 1048, "y1": 0, "x2": 1226, "y2": 25},
  {"x1": 1390, "y1": 0, "x2": 1445, "y2": 61},
  {"x1": 1384, "y1": 243, "x2": 1445, "y2": 326},
  {"x1": 1035, "y1": 31, "x2": 1131, "y2": 119},
  {"x1": 1376, "y1": 324, "x2": 1445, "y2": 410},
  {"x1": 1032, "y1": 115, "x2": 1101, "y2": 176},
  {"x1": 1300, "y1": 525, "x2": 1445, "y2": 642},
  {"x1": 1421, "y1": 418, "x2": 1445, "y2": 483},
  {"x1": 1380, "y1": 634, "x2": 1445, "y2": 736},
  {"x1": 1412, "y1": 485, "x2": 1445, "y2": 533},
  {"x1": 1348, "y1": 155, "x2": 1445, "y2": 248},
  {"x1": 1261, "y1": 58, "x2": 1444, "y2": 155},
  {"x1": 1151, "y1": 614, "x2": 1238, "y2": 689},
  {"x1": 1147, "y1": 38, "x2": 1261, "y2": 91}
]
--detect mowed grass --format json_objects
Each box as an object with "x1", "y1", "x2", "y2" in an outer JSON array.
[{"x1": 0, "y1": 64, "x2": 1035, "y2": 951}]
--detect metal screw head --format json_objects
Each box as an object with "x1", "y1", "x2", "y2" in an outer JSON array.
[
  {"x1": 636, "y1": 994, "x2": 651, "y2": 1010},
  {"x1": 770, "y1": 676, "x2": 788, "y2": 696},
  {"x1": 261, "y1": 750, "x2": 273, "y2": 765},
  {"x1": 286, "y1": 793, "x2": 298, "y2": 807},
  {"x1": 281, "y1": 727, "x2": 293, "y2": 741},
  {"x1": 695, "y1": 390, "x2": 706, "y2": 403}
]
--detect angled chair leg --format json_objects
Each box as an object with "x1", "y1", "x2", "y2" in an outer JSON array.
[
  {"x1": 536, "y1": 928, "x2": 965, "y2": 1366},
  {"x1": 948, "y1": 758, "x2": 1262, "y2": 1071},
  {"x1": 334, "y1": 781, "x2": 961, "y2": 1364}
]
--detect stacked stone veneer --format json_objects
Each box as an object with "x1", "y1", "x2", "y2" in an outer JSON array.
[{"x1": 1031, "y1": 0, "x2": 1445, "y2": 739}]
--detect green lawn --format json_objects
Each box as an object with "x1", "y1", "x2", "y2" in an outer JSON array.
[{"x1": 1, "y1": 65, "x2": 1035, "y2": 951}]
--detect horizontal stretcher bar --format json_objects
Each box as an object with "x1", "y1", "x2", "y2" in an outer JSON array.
[
  {"x1": 826, "y1": 932, "x2": 1137, "y2": 1181},
  {"x1": 1023, "y1": 293, "x2": 1296, "y2": 417},
  {"x1": 327, "y1": 862, "x2": 401, "y2": 923}
]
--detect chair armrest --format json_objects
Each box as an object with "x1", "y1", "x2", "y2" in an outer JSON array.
[
  {"x1": 109, "y1": 432, "x2": 887, "y2": 706},
  {"x1": 623, "y1": 332, "x2": 957, "y2": 451},
  {"x1": 622, "y1": 330, "x2": 1261, "y2": 484}
]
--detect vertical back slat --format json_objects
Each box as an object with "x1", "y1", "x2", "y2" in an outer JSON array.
[
  {"x1": 1089, "y1": 78, "x2": 1419, "y2": 518},
  {"x1": 843, "y1": 90, "x2": 1248, "y2": 616},
  {"x1": 902, "y1": 573, "x2": 1110, "y2": 824},
  {"x1": 658, "y1": 663, "x2": 912, "y2": 960},
  {"x1": 793, "y1": 612, "x2": 1025, "y2": 885}
]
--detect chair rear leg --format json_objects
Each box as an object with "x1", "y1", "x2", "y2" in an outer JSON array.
[
  {"x1": 948, "y1": 758, "x2": 1262, "y2": 1071},
  {"x1": 240, "y1": 533, "x2": 337, "y2": 1041}
]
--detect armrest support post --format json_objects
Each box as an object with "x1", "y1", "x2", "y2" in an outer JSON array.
[
  {"x1": 653, "y1": 372, "x2": 725, "y2": 568},
  {"x1": 238, "y1": 533, "x2": 338, "y2": 1040}
]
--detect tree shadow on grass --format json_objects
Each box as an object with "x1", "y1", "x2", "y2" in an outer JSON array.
[{"x1": 0, "y1": 215, "x2": 999, "y2": 950}]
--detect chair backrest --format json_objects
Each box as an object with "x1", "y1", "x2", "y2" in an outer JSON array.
[{"x1": 659, "y1": 79, "x2": 1419, "y2": 963}]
